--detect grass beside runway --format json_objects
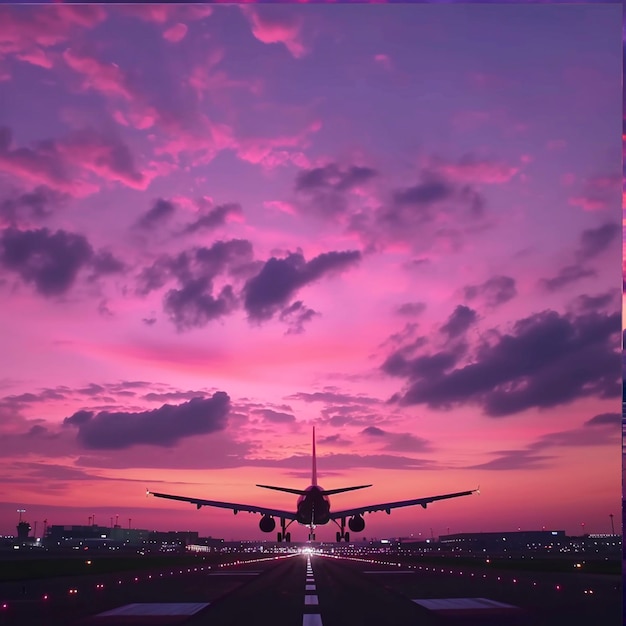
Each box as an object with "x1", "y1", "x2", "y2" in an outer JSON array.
[{"x1": 0, "y1": 553, "x2": 262, "y2": 582}]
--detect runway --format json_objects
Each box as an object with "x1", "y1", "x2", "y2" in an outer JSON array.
[{"x1": 0, "y1": 553, "x2": 620, "y2": 625}]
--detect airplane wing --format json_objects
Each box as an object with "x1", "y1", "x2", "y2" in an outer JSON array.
[
  {"x1": 329, "y1": 488, "x2": 478, "y2": 520},
  {"x1": 147, "y1": 490, "x2": 299, "y2": 520}
]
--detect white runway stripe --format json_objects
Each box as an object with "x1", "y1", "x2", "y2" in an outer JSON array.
[
  {"x1": 302, "y1": 614, "x2": 323, "y2": 626},
  {"x1": 305, "y1": 595, "x2": 319, "y2": 605}
]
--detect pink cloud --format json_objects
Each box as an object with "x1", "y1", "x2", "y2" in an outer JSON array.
[
  {"x1": 188, "y1": 49, "x2": 263, "y2": 105},
  {"x1": 117, "y1": 5, "x2": 212, "y2": 25},
  {"x1": 163, "y1": 23, "x2": 188, "y2": 43},
  {"x1": 56, "y1": 129, "x2": 152, "y2": 190},
  {"x1": 15, "y1": 47, "x2": 53, "y2": 69},
  {"x1": 428, "y1": 155, "x2": 520, "y2": 184},
  {"x1": 242, "y1": 7, "x2": 307, "y2": 59},
  {"x1": 63, "y1": 48, "x2": 134, "y2": 100},
  {"x1": 63, "y1": 49, "x2": 160, "y2": 131},
  {"x1": 234, "y1": 119, "x2": 320, "y2": 170},
  {"x1": 0, "y1": 6, "x2": 106, "y2": 58},
  {"x1": 154, "y1": 114, "x2": 236, "y2": 165},
  {"x1": 373, "y1": 53, "x2": 392, "y2": 71},
  {"x1": 263, "y1": 200, "x2": 297, "y2": 216},
  {"x1": 568, "y1": 174, "x2": 621, "y2": 211},
  {"x1": 0, "y1": 127, "x2": 96, "y2": 196}
]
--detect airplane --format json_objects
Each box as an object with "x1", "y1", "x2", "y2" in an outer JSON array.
[{"x1": 147, "y1": 427, "x2": 478, "y2": 542}]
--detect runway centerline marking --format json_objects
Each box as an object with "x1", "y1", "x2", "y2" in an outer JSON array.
[{"x1": 305, "y1": 594, "x2": 319, "y2": 605}]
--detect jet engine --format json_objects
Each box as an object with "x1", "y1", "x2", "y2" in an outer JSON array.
[
  {"x1": 259, "y1": 515, "x2": 276, "y2": 533},
  {"x1": 348, "y1": 514, "x2": 365, "y2": 532}
]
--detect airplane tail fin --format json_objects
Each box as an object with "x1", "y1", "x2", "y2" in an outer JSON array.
[{"x1": 312, "y1": 426, "x2": 317, "y2": 486}]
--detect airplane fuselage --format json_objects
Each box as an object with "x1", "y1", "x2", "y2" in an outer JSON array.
[{"x1": 296, "y1": 485, "x2": 330, "y2": 525}]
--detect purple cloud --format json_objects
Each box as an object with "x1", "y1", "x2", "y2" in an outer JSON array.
[
  {"x1": 392, "y1": 310, "x2": 620, "y2": 417},
  {"x1": 63, "y1": 392, "x2": 231, "y2": 449},
  {"x1": 244, "y1": 249, "x2": 361, "y2": 321},
  {"x1": 464, "y1": 275, "x2": 517, "y2": 307}
]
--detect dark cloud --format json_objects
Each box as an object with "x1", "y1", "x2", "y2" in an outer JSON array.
[
  {"x1": 392, "y1": 180, "x2": 452, "y2": 208},
  {"x1": 279, "y1": 300, "x2": 318, "y2": 334},
  {"x1": 136, "y1": 240, "x2": 253, "y2": 330},
  {"x1": 249, "y1": 452, "x2": 436, "y2": 471},
  {"x1": 78, "y1": 384, "x2": 105, "y2": 396},
  {"x1": 440, "y1": 305, "x2": 477, "y2": 339},
  {"x1": 395, "y1": 302, "x2": 426, "y2": 316},
  {"x1": 90, "y1": 250, "x2": 126, "y2": 276},
  {"x1": 0, "y1": 227, "x2": 93, "y2": 295},
  {"x1": 253, "y1": 408, "x2": 295, "y2": 423},
  {"x1": 182, "y1": 203, "x2": 242, "y2": 235},
  {"x1": 584, "y1": 412, "x2": 620, "y2": 427},
  {"x1": 294, "y1": 163, "x2": 377, "y2": 219},
  {"x1": 164, "y1": 279, "x2": 236, "y2": 331},
  {"x1": 296, "y1": 164, "x2": 377, "y2": 193},
  {"x1": 357, "y1": 172, "x2": 486, "y2": 253},
  {"x1": 362, "y1": 426, "x2": 386, "y2": 436},
  {"x1": 0, "y1": 186, "x2": 67, "y2": 225},
  {"x1": 136, "y1": 239, "x2": 253, "y2": 296},
  {"x1": 244, "y1": 249, "x2": 361, "y2": 321},
  {"x1": 318, "y1": 434, "x2": 350, "y2": 446},
  {"x1": 287, "y1": 391, "x2": 380, "y2": 405},
  {"x1": 468, "y1": 411, "x2": 620, "y2": 470},
  {"x1": 575, "y1": 222, "x2": 620, "y2": 262},
  {"x1": 143, "y1": 390, "x2": 207, "y2": 402},
  {"x1": 136, "y1": 199, "x2": 175, "y2": 230},
  {"x1": 572, "y1": 291, "x2": 618, "y2": 313},
  {"x1": 540, "y1": 265, "x2": 597, "y2": 292},
  {"x1": 468, "y1": 449, "x2": 554, "y2": 470},
  {"x1": 391, "y1": 309, "x2": 620, "y2": 417},
  {"x1": 63, "y1": 392, "x2": 230, "y2": 449},
  {"x1": 464, "y1": 275, "x2": 516, "y2": 308},
  {"x1": 382, "y1": 350, "x2": 458, "y2": 379}
]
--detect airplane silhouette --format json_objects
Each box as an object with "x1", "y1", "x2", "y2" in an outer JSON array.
[{"x1": 147, "y1": 427, "x2": 478, "y2": 542}]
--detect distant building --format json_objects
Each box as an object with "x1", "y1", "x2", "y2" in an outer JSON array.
[
  {"x1": 44, "y1": 525, "x2": 200, "y2": 551},
  {"x1": 16, "y1": 521, "x2": 31, "y2": 540}
]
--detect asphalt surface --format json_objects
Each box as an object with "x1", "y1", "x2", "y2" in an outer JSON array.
[{"x1": 0, "y1": 553, "x2": 621, "y2": 626}]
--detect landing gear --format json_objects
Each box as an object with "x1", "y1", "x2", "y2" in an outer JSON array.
[
  {"x1": 308, "y1": 532, "x2": 316, "y2": 541},
  {"x1": 333, "y1": 517, "x2": 350, "y2": 542},
  {"x1": 276, "y1": 518, "x2": 293, "y2": 542}
]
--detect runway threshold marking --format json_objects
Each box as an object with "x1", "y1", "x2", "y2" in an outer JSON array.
[
  {"x1": 95, "y1": 602, "x2": 209, "y2": 617},
  {"x1": 412, "y1": 597, "x2": 520, "y2": 613}
]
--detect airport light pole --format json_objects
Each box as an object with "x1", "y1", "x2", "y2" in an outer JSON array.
[{"x1": 609, "y1": 513, "x2": 615, "y2": 535}]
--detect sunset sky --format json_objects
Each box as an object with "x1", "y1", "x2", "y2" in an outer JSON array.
[{"x1": 0, "y1": 4, "x2": 621, "y2": 541}]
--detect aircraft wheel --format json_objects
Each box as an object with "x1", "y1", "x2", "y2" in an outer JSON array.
[
  {"x1": 285, "y1": 532, "x2": 291, "y2": 542},
  {"x1": 312, "y1": 533, "x2": 316, "y2": 540},
  {"x1": 336, "y1": 531, "x2": 341, "y2": 542},
  {"x1": 344, "y1": 531, "x2": 350, "y2": 542},
  {"x1": 277, "y1": 532, "x2": 282, "y2": 542}
]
